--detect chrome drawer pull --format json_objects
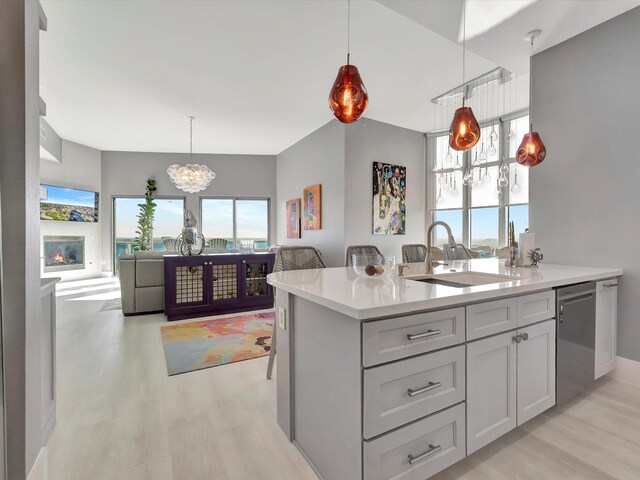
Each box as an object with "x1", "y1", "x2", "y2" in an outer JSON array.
[
  {"x1": 408, "y1": 444, "x2": 442, "y2": 465},
  {"x1": 408, "y1": 381, "x2": 441, "y2": 397},
  {"x1": 407, "y1": 329, "x2": 441, "y2": 341},
  {"x1": 603, "y1": 283, "x2": 617, "y2": 288}
]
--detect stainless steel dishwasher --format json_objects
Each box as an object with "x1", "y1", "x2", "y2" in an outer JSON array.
[{"x1": 556, "y1": 282, "x2": 597, "y2": 406}]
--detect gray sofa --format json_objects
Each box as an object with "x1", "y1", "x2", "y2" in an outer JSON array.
[{"x1": 118, "y1": 251, "x2": 176, "y2": 315}]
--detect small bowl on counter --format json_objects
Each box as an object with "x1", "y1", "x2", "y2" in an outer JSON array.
[{"x1": 352, "y1": 254, "x2": 395, "y2": 279}]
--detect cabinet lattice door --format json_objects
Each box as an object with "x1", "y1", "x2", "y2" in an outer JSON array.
[{"x1": 175, "y1": 265, "x2": 206, "y2": 305}]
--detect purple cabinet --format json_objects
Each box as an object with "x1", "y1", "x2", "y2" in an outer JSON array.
[{"x1": 164, "y1": 253, "x2": 275, "y2": 321}]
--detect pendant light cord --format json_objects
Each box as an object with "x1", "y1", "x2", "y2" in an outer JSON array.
[
  {"x1": 347, "y1": 0, "x2": 351, "y2": 65},
  {"x1": 461, "y1": 0, "x2": 466, "y2": 107},
  {"x1": 529, "y1": 36, "x2": 533, "y2": 133},
  {"x1": 189, "y1": 116, "x2": 194, "y2": 162}
]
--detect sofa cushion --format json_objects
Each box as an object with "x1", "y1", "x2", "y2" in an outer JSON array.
[
  {"x1": 135, "y1": 286, "x2": 164, "y2": 313},
  {"x1": 135, "y1": 251, "x2": 176, "y2": 287}
]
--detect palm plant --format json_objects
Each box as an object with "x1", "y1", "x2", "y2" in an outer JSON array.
[{"x1": 133, "y1": 179, "x2": 157, "y2": 251}]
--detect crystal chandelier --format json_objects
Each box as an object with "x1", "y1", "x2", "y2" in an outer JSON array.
[{"x1": 167, "y1": 116, "x2": 215, "y2": 193}]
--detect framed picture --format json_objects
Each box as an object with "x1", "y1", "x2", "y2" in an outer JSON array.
[
  {"x1": 286, "y1": 199, "x2": 301, "y2": 239},
  {"x1": 303, "y1": 184, "x2": 322, "y2": 230},
  {"x1": 372, "y1": 162, "x2": 406, "y2": 235}
]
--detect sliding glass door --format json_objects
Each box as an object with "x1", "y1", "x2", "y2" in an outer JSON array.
[
  {"x1": 113, "y1": 196, "x2": 185, "y2": 273},
  {"x1": 201, "y1": 197, "x2": 270, "y2": 250}
]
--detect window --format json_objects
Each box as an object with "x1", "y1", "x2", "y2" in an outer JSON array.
[
  {"x1": 201, "y1": 197, "x2": 270, "y2": 250},
  {"x1": 428, "y1": 112, "x2": 529, "y2": 250},
  {"x1": 433, "y1": 210, "x2": 463, "y2": 245},
  {"x1": 113, "y1": 197, "x2": 185, "y2": 272}
]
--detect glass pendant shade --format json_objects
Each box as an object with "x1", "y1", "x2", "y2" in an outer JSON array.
[
  {"x1": 516, "y1": 131, "x2": 546, "y2": 167},
  {"x1": 328, "y1": 64, "x2": 368, "y2": 123},
  {"x1": 449, "y1": 107, "x2": 480, "y2": 151}
]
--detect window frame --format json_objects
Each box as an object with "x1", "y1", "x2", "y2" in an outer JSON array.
[
  {"x1": 199, "y1": 196, "x2": 271, "y2": 251},
  {"x1": 427, "y1": 108, "x2": 529, "y2": 249},
  {"x1": 112, "y1": 194, "x2": 186, "y2": 273}
]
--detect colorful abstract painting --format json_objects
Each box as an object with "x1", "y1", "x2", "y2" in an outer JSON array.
[
  {"x1": 160, "y1": 312, "x2": 274, "y2": 375},
  {"x1": 286, "y1": 199, "x2": 301, "y2": 239},
  {"x1": 303, "y1": 184, "x2": 322, "y2": 230},
  {"x1": 373, "y1": 162, "x2": 406, "y2": 235}
]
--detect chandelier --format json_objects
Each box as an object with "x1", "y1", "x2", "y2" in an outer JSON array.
[{"x1": 167, "y1": 116, "x2": 215, "y2": 193}]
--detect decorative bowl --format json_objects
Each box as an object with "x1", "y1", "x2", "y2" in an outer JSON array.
[{"x1": 352, "y1": 254, "x2": 395, "y2": 279}]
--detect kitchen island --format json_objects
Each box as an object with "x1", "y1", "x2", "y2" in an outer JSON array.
[{"x1": 267, "y1": 259, "x2": 622, "y2": 480}]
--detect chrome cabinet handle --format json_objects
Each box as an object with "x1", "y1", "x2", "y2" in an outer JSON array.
[
  {"x1": 603, "y1": 283, "x2": 617, "y2": 288},
  {"x1": 513, "y1": 334, "x2": 522, "y2": 344},
  {"x1": 408, "y1": 444, "x2": 442, "y2": 465},
  {"x1": 407, "y1": 329, "x2": 441, "y2": 341},
  {"x1": 408, "y1": 381, "x2": 441, "y2": 397},
  {"x1": 520, "y1": 332, "x2": 529, "y2": 341}
]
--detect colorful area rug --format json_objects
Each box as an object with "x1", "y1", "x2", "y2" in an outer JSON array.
[{"x1": 160, "y1": 311, "x2": 274, "y2": 375}]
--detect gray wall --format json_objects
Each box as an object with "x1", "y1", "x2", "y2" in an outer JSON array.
[
  {"x1": 0, "y1": 0, "x2": 42, "y2": 477},
  {"x1": 101, "y1": 151, "x2": 277, "y2": 272},
  {"x1": 276, "y1": 120, "x2": 346, "y2": 267},
  {"x1": 41, "y1": 140, "x2": 103, "y2": 280},
  {"x1": 345, "y1": 118, "x2": 426, "y2": 262},
  {"x1": 276, "y1": 118, "x2": 426, "y2": 267},
  {"x1": 530, "y1": 7, "x2": 640, "y2": 362}
]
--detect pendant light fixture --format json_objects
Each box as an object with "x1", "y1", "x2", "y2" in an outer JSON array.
[
  {"x1": 167, "y1": 116, "x2": 216, "y2": 193},
  {"x1": 517, "y1": 30, "x2": 547, "y2": 167},
  {"x1": 328, "y1": 0, "x2": 368, "y2": 123},
  {"x1": 449, "y1": 0, "x2": 480, "y2": 151}
]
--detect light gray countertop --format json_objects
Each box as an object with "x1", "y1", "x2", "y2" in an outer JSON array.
[{"x1": 267, "y1": 259, "x2": 622, "y2": 320}]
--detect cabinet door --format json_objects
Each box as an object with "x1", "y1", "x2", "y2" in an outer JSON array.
[
  {"x1": 165, "y1": 257, "x2": 211, "y2": 316},
  {"x1": 466, "y1": 331, "x2": 517, "y2": 454},
  {"x1": 517, "y1": 319, "x2": 556, "y2": 425},
  {"x1": 595, "y1": 280, "x2": 618, "y2": 379},
  {"x1": 210, "y1": 256, "x2": 242, "y2": 308},
  {"x1": 241, "y1": 256, "x2": 274, "y2": 305}
]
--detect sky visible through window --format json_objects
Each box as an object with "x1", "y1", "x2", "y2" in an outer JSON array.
[
  {"x1": 201, "y1": 199, "x2": 268, "y2": 242},
  {"x1": 114, "y1": 198, "x2": 185, "y2": 239},
  {"x1": 41, "y1": 184, "x2": 96, "y2": 207}
]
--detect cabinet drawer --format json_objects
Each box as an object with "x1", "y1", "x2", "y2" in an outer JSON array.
[
  {"x1": 363, "y1": 308, "x2": 465, "y2": 367},
  {"x1": 364, "y1": 346, "x2": 465, "y2": 439},
  {"x1": 466, "y1": 298, "x2": 517, "y2": 340},
  {"x1": 517, "y1": 290, "x2": 555, "y2": 327},
  {"x1": 364, "y1": 403, "x2": 465, "y2": 480}
]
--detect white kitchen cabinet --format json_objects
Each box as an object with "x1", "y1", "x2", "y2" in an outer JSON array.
[
  {"x1": 467, "y1": 319, "x2": 556, "y2": 454},
  {"x1": 516, "y1": 319, "x2": 556, "y2": 425},
  {"x1": 595, "y1": 279, "x2": 618, "y2": 379},
  {"x1": 466, "y1": 331, "x2": 517, "y2": 454}
]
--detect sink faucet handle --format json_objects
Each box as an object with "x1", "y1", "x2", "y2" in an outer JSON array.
[{"x1": 397, "y1": 264, "x2": 411, "y2": 277}]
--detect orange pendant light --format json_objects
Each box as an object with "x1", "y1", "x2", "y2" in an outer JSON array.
[
  {"x1": 448, "y1": 0, "x2": 480, "y2": 151},
  {"x1": 517, "y1": 131, "x2": 546, "y2": 166},
  {"x1": 328, "y1": 0, "x2": 368, "y2": 124},
  {"x1": 449, "y1": 106, "x2": 480, "y2": 151},
  {"x1": 517, "y1": 30, "x2": 547, "y2": 167},
  {"x1": 329, "y1": 57, "x2": 368, "y2": 124}
]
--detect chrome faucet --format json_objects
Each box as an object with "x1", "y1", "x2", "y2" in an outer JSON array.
[{"x1": 426, "y1": 221, "x2": 457, "y2": 274}]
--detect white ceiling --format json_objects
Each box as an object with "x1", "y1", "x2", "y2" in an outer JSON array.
[{"x1": 40, "y1": 0, "x2": 640, "y2": 155}]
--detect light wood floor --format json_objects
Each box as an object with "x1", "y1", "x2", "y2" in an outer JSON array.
[{"x1": 49, "y1": 278, "x2": 640, "y2": 480}]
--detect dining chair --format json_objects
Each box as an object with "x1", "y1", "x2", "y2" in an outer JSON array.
[
  {"x1": 345, "y1": 245, "x2": 384, "y2": 267},
  {"x1": 402, "y1": 244, "x2": 428, "y2": 263}
]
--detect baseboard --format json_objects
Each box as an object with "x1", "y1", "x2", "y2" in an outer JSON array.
[
  {"x1": 608, "y1": 356, "x2": 640, "y2": 386},
  {"x1": 27, "y1": 447, "x2": 47, "y2": 480}
]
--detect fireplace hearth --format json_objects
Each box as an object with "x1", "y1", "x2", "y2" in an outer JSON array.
[{"x1": 43, "y1": 236, "x2": 85, "y2": 272}]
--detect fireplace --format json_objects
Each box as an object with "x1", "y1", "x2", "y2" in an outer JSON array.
[{"x1": 43, "y1": 236, "x2": 85, "y2": 272}]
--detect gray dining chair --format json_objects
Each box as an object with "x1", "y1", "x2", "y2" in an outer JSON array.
[
  {"x1": 267, "y1": 246, "x2": 327, "y2": 379},
  {"x1": 443, "y1": 243, "x2": 479, "y2": 260},
  {"x1": 402, "y1": 244, "x2": 428, "y2": 263},
  {"x1": 345, "y1": 245, "x2": 384, "y2": 267}
]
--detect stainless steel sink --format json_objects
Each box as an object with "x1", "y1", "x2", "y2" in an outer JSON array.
[{"x1": 406, "y1": 271, "x2": 516, "y2": 288}]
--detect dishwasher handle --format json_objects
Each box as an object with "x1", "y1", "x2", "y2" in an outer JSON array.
[{"x1": 558, "y1": 291, "x2": 595, "y2": 323}]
